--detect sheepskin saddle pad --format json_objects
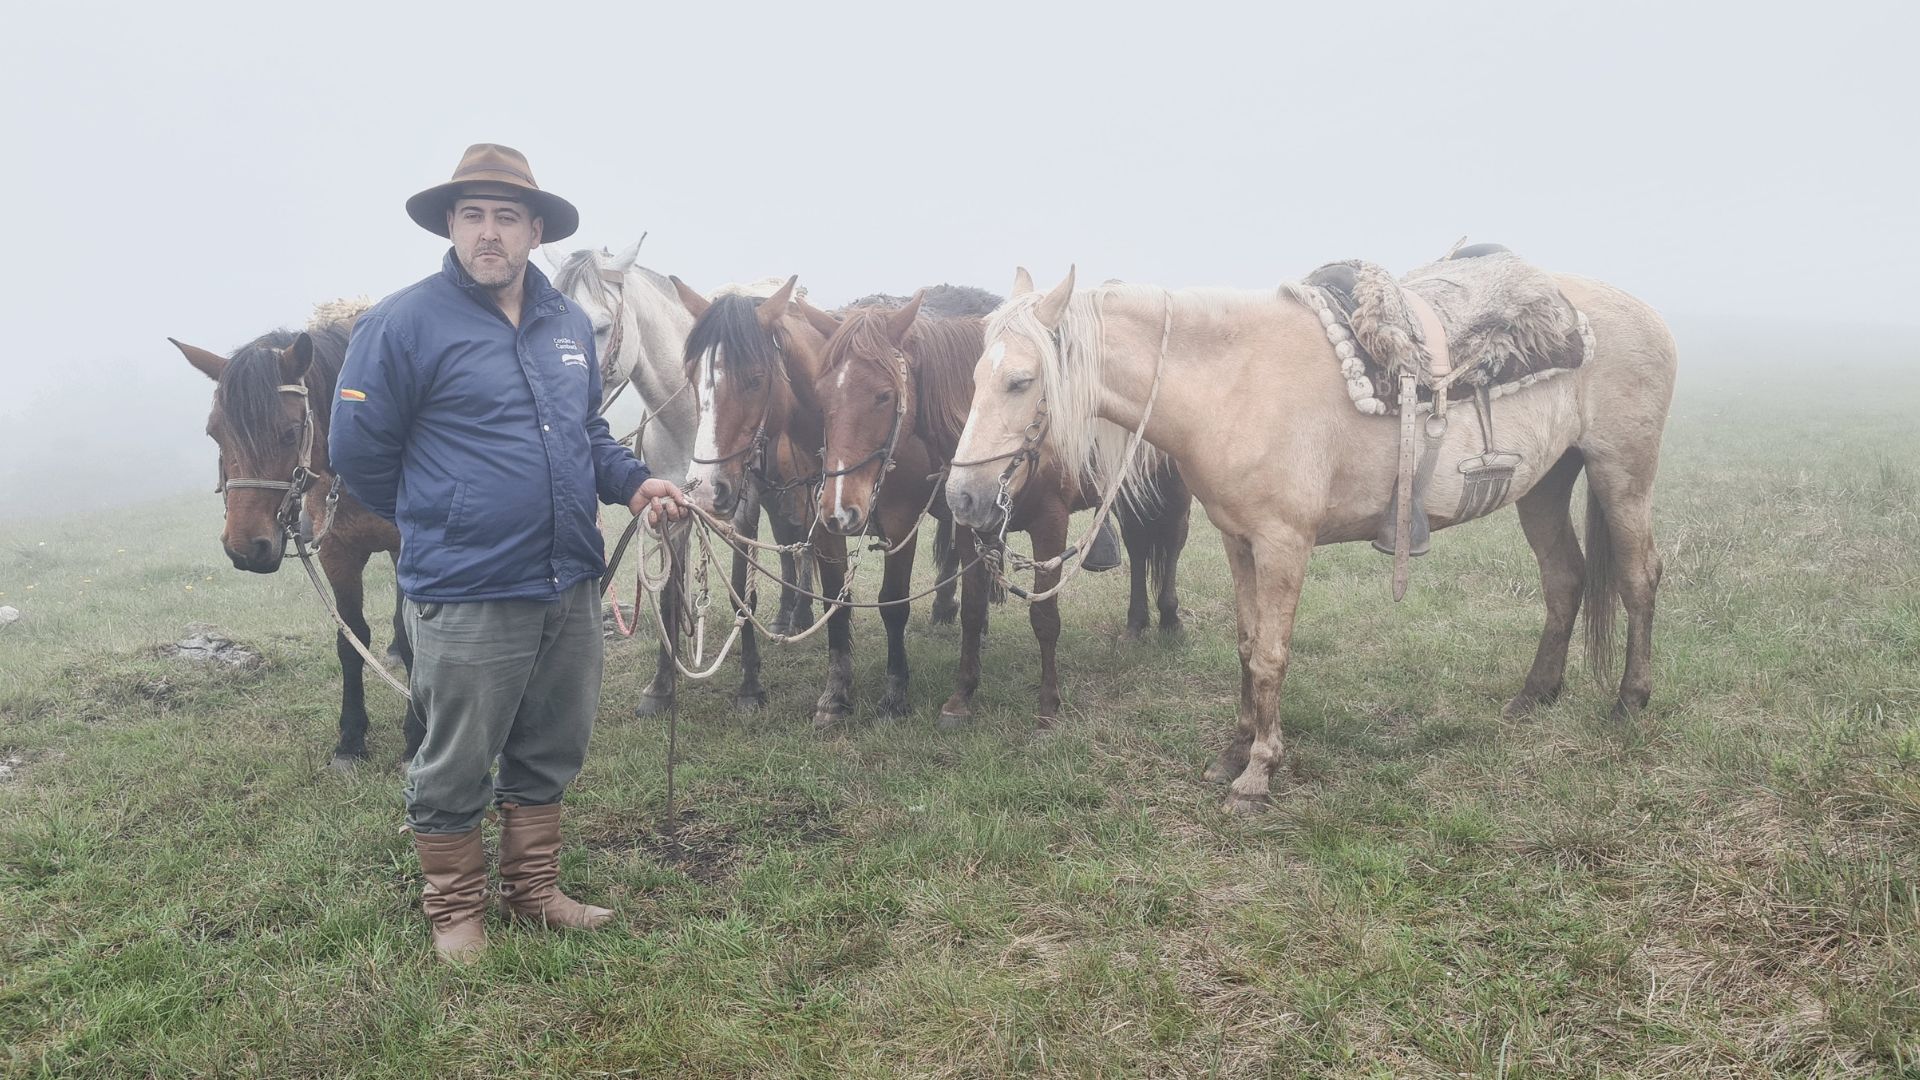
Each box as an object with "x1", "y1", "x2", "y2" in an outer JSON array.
[{"x1": 1285, "y1": 245, "x2": 1594, "y2": 416}]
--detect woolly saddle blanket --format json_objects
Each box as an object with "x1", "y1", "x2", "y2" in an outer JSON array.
[{"x1": 1284, "y1": 249, "x2": 1593, "y2": 416}]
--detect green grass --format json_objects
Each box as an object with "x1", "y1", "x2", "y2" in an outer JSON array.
[{"x1": 3, "y1": 347, "x2": 1918, "y2": 1077}]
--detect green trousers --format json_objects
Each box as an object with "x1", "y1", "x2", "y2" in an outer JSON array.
[{"x1": 402, "y1": 579, "x2": 602, "y2": 834}]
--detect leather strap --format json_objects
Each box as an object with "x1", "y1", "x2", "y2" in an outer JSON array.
[{"x1": 1400, "y1": 288, "x2": 1451, "y2": 378}]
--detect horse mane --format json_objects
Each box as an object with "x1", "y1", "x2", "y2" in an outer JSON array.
[
  {"x1": 838, "y1": 283, "x2": 1004, "y2": 320},
  {"x1": 683, "y1": 293, "x2": 781, "y2": 380},
  {"x1": 983, "y1": 283, "x2": 1252, "y2": 503},
  {"x1": 214, "y1": 318, "x2": 353, "y2": 466},
  {"x1": 824, "y1": 309, "x2": 983, "y2": 456}
]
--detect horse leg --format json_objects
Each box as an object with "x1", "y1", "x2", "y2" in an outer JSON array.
[
  {"x1": 1505, "y1": 449, "x2": 1587, "y2": 717},
  {"x1": 875, "y1": 526, "x2": 921, "y2": 719},
  {"x1": 1203, "y1": 534, "x2": 1259, "y2": 784},
  {"x1": 1155, "y1": 488, "x2": 1191, "y2": 634},
  {"x1": 320, "y1": 545, "x2": 374, "y2": 770},
  {"x1": 812, "y1": 531, "x2": 855, "y2": 731},
  {"x1": 730, "y1": 492, "x2": 768, "y2": 711},
  {"x1": 769, "y1": 507, "x2": 811, "y2": 635},
  {"x1": 1026, "y1": 504, "x2": 1069, "y2": 726},
  {"x1": 1225, "y1": 526, "x2": 1312, "y2": 814},
  {"x1": 939, "y1": 525, "x2": 989, "y2": 729},
  {"x1": 635, "y1": 530, "x2": 683, "y2": 717},
  {"x1": 1119, "y1": 504, "x2": 1152, "y2": 640},
  {"x1": 930, "y1": 513, "x2": 960, "y2": 626},
  {"x1": 1584, "y1": 452, "x2": 1665, "y2": 720}
]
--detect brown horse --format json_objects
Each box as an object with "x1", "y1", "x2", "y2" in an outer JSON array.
[
  {"x1": 805, "y1": 293, "x2": 1193, "y2": 726},
  {"x1": 172, "y1": 319, "x2": 424, "y2": 770},
  {"x1": 672, "y1": 277, "x2": 969, "y2": 729},
  {"x1": 948, "y1": 265, "x2": 1677, "y2": 812}
]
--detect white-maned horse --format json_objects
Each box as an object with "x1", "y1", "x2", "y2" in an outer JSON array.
[
  {"x1": 547, "y1": 242, "x2": 815, "y2": 712},
  {"x1": 948, "y1": 265, "x2": 1677, "y2": 813}
]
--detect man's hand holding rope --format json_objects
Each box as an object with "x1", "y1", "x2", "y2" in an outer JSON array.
[{"x1": 629, "y1": 477, "x2": 691, "y2": 528}]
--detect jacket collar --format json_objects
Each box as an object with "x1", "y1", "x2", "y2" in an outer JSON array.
[{"x1": 440, "y1": 249, "x2": 570, "y2": 320}]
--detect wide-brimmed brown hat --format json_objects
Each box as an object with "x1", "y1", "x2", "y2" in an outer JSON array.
[{"x1": 404, "y1": 143, "x2": 580, "y2": 242}]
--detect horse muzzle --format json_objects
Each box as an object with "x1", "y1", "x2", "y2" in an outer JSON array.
[
  {"x1": 226, "y1": 536, "x2": 284, "y2": 574},
  {"x1": 944, "y1": 469, "x2": 1004, "y2": 532}
]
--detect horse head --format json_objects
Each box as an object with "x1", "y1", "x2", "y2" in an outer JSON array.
[
  {"x1": 946, "y1": 266, "x2": 1075, "y2": 530},
  {"x1": 814, "y1": 293, "x2": 926, "y2": 536},
  {"x1": 172, "y1": 332, "x2": 317, "y2": 573},
  {"x1": 673, "y1": 274, "x2": 828, "y2": 516}
]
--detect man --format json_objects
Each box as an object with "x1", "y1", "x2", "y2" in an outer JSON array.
[{"x1": 331, "y1": 143, "x2": 687, "y2": 961}]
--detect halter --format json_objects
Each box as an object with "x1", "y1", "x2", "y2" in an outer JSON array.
[
  {"x1": 818, "y1": 349, "x2": 912, "y2": 518},
  {"x1": 218, "y1": 381, "x2": 341, "y2": 554},
  {"x1": 688, "y1": 329, "x2": 809, "y2": 496}
]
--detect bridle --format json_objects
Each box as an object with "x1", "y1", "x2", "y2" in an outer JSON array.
[
  {"x1": 947, "y1": 329, "x2": 1062, "y2": 542},
  {"x1": 818, "y1": 349, "x2": 912, "y2": 517},
  {"x1": 218, "y1": 380, "x2": 341, "y2": 554},
  {"x1": 689, "y1": 329, "x2": 810, "y2": 495}
]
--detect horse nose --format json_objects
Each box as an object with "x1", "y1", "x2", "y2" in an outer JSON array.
[
  {"x1": 832, "y1": 506, "x2": 864, "y2": 534},
  {"x1": 709, "y1": 478, "x2": 735, "y2": 513},
  {"x1": 249, "y1": 537, "x2": 277, "y2": 566},
  {"x1": 948, "y1": 486, "x2": 977, "y2": 521}
]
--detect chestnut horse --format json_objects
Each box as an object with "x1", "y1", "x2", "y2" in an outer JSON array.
[
  {"x1": 948, "y1": 267, "x2": 1677, "y2": 812},
  {"x1": 804, "y1": 293, "x2": 1193, "y2": 726},
  {"x1": 172, "y1": 319, "x2": 423, "y2": 770}
]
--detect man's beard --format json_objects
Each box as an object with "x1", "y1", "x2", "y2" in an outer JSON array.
[{"x1": 462, "y1": 245, "x2": 523, "y2": 288}]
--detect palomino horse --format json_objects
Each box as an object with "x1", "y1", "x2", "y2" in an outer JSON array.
[
  {"x1": 803, "y1": 292, "x2": 1194, "y2": 726},
  {"x1": 171, "y1": 319, "x2": 425, "y2": 770},
  {"x1": 948, "y1": 266, "x2": 1676, "y2": 812},
  {"x1": 671, "y1": 277, "x2": 966, "y2": 729},
  {"x1": 548, "y1": 245, "x2": 816, "y2": 712}
]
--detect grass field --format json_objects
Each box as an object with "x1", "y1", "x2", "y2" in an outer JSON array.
[{"x1": 3, "y1": 332, "x2": 1918, "y2": 1077}]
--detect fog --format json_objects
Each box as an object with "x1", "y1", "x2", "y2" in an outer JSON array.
[{"x1": 2, "y1": 1, "x2": 1915, "y2": 520}]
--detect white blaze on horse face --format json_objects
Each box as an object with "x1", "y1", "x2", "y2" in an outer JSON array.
[
  {"x1": 689, "y1": 348, "x2": 724, "y2": 502},
  {"x1": 985, "y1": 341, "x2": 1006, "y2": 373},
  {"x1": 832, "y1": 460, "x2": 847, "y2": 523}
]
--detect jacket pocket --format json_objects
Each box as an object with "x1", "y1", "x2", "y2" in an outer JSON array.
[{"x1": 444, "y1": 480, "x2": 472, "y2": 543}]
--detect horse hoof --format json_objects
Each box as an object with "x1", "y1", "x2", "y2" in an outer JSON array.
[
  {"x1": 1503, "y1": 688, "x2": 1557, "y2": 719},
  {"x1": 1610, "y1": 697, "x2": 1649, "y2": 723},
  {"x1": 1034, "y1": 713, "x2": 1058, "y2": 731},
  {"x1": 1159, "y1": 619, "x2": 1185, "y2": 637},
  {"x1": 633, "y1": 693, "x2": 673, "y2": 718},
  {"x1": 812, "y1": 707, "x2": 852, "y2": 734},
  {"x1": 327, "y1": 753, "x2": 364, "y2": 775},
  {"x1": 1201, "y1": 759, "x2": 1241, "y2": 784},
  {"x1": 930, "y1": 602, "x2": 958, "y2": 627},
  {"x1": 878, "y1": 694, "x2": 911, "y2": 720},
  {"x1": 1124, "y1": 625, "x2": 1148, "y2": 643},
  {"x1": 732, "y1": 690, "x2": 769, "y2": 712},
  {"x1": 1223, "y1": 792, "x2": 1272, "y2": 815},
  {"x1": 937, "y1": 706, "x2": 970, "y2": 731}
]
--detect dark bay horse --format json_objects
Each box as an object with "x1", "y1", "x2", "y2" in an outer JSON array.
[
  {"x1": 805, "y1": 292, "x2": 1193, "y2": 726},
  {"x1": 172, "y1": 319, "x2": 423, "y2": 769}
]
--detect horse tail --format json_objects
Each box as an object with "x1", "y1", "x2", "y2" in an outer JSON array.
[{"x1": 1582, "y1": 479, "x2": 1619, "y2": 686}]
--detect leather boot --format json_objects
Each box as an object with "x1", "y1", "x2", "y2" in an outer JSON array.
[
  {"x1": 496, "y1": 802, "x2": 612, "y2": 930},
  {"x1": 412, "y1": 827, "x2": 488, "y2": 961}
]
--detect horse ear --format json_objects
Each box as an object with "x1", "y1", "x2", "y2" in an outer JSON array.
[
  {"x1": 1035, "y1": 266, "x2": 1076, "y2": 330},
  {"x1": 283, "y1": 333, "x2": 314, "y2": 382},
  {"x1": 668, "y1": 275, "x2": 711, "y2": 318},
  {"x1": 756, "y1": 276, "x2": 798, "y2": 328},
  {"x1": 612, "y1": 235, "x2": 645, "y2": 271},
  {"x1": 797, "y1": 297, "x2": 842, "y2": 338},
  {"x1": 884, "y1": 290, "x2": 925, "y2": 346},
  {"x1": 1012, "y1": 266, "x2": 1036, "y2": 296},
  {"x1": 170, "y1": 337, "x2": 228, "y2": 381}
]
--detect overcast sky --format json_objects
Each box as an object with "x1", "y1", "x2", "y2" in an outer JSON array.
[{"x1": 1, "y1": 0, "x2": 1915, "y2": 518}]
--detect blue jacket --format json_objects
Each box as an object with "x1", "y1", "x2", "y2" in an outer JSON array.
[{"x1": 330, "y1": 251, "x2": 649, "y2": 603}]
